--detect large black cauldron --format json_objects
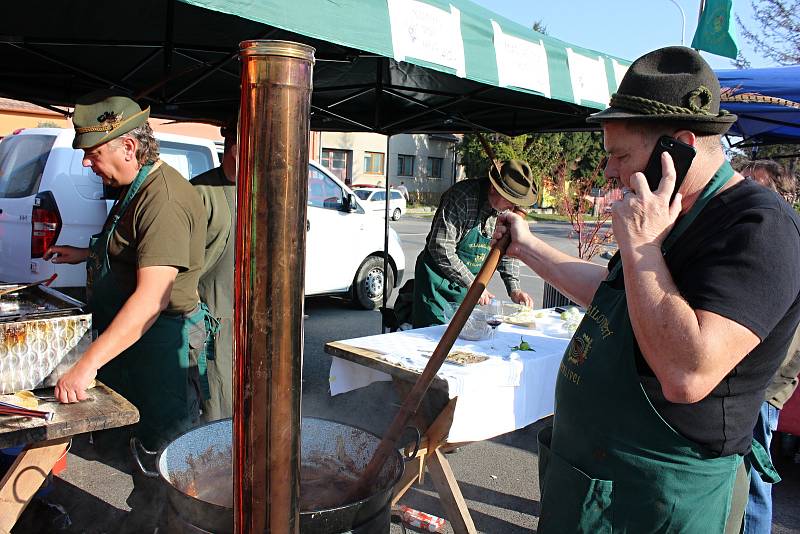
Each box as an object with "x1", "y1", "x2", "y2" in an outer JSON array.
[{"x1": 133, "y1": 417, "x2": 405, "y2": 534}]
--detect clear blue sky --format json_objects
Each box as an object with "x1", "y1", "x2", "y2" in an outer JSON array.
[{"x1": 471, "y1": 0, "x2": 772, "y2": 70}]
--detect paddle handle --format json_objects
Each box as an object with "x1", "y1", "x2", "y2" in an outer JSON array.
[{"x1": 346, "y1": 215, "x2": 521, "y2": 501}]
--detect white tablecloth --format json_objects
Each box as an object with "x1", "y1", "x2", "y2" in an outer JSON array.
[{"x1": 329, "y1": 308, "x2": 577, "y2": 442}]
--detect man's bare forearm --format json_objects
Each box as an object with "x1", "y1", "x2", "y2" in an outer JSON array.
[
  {"x1": 78, "y1": 290, "x2": 164, "y2": 370},
  {"x1": 510, "y1": 235, "x2": 606, "y2": 307},
  {"x1": 76, "y1": 266, "x2": 177, "y2": 372},
  {"x1": 622, "y1": 243, "x2": 759, "y2": 403}
]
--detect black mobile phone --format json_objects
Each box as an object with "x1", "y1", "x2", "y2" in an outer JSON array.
[{"x1": 643, "y1": 135, "x2": 696, "y2": 201}]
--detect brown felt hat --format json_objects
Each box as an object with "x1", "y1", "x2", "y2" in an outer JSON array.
[
  {"x1": 72, "y1": 90, "x2": 150, "y2": 149},
  {"x1": 488, "y1": 159, "x2": 536, "y2": 207},
  {"x1": 587, "y1": 46, "x2": 736, "y2": 135}
]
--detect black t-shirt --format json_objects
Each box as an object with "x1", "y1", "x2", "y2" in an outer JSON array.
[{"x1": 609, "y1": 179, "x2": 800, "y2": 456}]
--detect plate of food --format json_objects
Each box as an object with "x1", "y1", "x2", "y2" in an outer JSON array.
[
  {"x1": 445, "y1": 350, "x2": 489, "y2": 366},
  {"x1": 500, "y1": 303, "x2": 537, "y2": 328}
]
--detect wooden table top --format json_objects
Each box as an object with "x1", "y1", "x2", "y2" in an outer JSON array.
[
  {"x1": 0, "y1": 381, "x2": 139, "y2": 448},
  {"x1": 325, "y1": 340, "x2": 449, "y2": 391}
]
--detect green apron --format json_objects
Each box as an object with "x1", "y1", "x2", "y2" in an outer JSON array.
[
  {"x1": 88, "y1": 163, "x2": 211, "y2": 451},
  {"x1": 412, "y1": 223, "x2": 492, "y2": 328},
  {"x1": 195, "y1": 167, "x2": 233, "y2": 421},
  {"x1": 537, "y1": 162, "x2": 777, "y2": 533}
]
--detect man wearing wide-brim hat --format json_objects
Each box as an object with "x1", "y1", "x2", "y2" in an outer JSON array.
[
  {"x1": 43, "y1": 90, "x2": 212, "y2": 530},
  {"x1": 492, "y1": 46, "x2": 800, "y2": 533},
  {"x1": 411, "y1": 159, "x2": 535, "y2": 328}
]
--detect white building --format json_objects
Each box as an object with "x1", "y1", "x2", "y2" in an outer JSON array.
[{"x1": 311, "y1": 132, "x2": 463, "y2": 205}]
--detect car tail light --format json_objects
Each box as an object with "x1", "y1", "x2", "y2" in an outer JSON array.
[{"x1": 31, "y1": 192, "x2": 61, "y2": 258}]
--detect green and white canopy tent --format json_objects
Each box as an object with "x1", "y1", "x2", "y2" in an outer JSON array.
[{"x1": 0, "y1": 0, "x2": 630, "y2": 134}]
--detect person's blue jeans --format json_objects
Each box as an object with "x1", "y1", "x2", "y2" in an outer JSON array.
[{"x1": 744, "y1": 402, "x2": 780, "y2": 534}]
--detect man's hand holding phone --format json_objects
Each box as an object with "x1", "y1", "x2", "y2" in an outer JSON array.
[
  {"x1": 612, "y1": 151, "x2": 685, "y2": 252},
  {"x1": 643, "y1": 135, "x2": 696, "y2": 200}
]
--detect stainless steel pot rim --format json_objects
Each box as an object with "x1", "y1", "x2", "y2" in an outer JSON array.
[{"x1": 153, "y1": 417, "x2": 405, "y2": 515}]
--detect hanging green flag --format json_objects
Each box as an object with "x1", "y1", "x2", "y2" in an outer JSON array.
[{"x1": 691, "y1": 0, "x2": 739, "y2": 59}]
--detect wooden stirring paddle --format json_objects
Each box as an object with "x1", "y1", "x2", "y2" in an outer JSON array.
[{"x1": 343, "y1": 208, "x2": 525, "y2": 503}]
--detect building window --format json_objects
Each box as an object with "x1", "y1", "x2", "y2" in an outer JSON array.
[
  {"x1": 427, "y1": 157, "x2": 444, "y2": 179},
  {"x1": 322, "y1": 148, "x2": 351, "y2": 184},
  {"x1": 363, "y1": 151, "x2": 384, "y2": 174},
  {"x1": 321, "y1": 148, "x2": 351, "y2": 183},
  {"x1": 397, "y1": 154, "x2": 415, "y2": 177}
]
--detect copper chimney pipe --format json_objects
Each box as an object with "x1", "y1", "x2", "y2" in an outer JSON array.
[{"x1": 234, "y1": 40, "x2": 315, "y2": 534}]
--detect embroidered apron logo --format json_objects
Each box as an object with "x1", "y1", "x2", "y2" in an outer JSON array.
[
  {"x1": 585, "y1": 304, "x2": 614, "y2": 339},
  {"x1": 559, "y1": 361, "x2": 581, "y2": 385},
  {"x1": 567, "y1": 333, "x2": 593, "y2": 366}
]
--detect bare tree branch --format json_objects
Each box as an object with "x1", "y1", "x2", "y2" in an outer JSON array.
[{"x1": 737, "y1": 0, "x2": 800, "y2": 65}]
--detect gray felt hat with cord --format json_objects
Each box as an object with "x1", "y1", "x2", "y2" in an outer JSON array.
[{"x1": 587, "y1": 46, "x2": 736, "y2": 135}]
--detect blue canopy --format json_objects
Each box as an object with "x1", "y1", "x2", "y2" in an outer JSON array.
[{"x1": 715, "y1": 66, "x2": 800, "y2": 145}]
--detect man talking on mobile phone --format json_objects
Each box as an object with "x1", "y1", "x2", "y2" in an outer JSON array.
[{"x1": 492, "y1": 47, "x2": 800, "y2": 533}]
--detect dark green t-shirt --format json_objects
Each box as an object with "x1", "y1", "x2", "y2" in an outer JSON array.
[{"x1": 106, "y1": 161, "x2": 207, "y2": 314}]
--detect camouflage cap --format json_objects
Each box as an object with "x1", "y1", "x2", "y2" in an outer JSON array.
[{"x1": 72, "y1": 90, "x2": 150, "y2": 149}]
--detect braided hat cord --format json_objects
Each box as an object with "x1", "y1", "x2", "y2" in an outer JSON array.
[{"x1": 611, "y1": 92, "x2": 731, "y2": 118}]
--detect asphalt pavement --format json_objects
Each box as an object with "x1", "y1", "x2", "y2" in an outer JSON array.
[{"x1": 11, "y1": 216, "x2": 800, "y2": 533}]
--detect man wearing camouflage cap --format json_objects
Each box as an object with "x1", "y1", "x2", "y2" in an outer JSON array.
[
  {"x1": 45, "y1": 91, "x2": 210, "y2": 453},
  {"x1": 493, "y1": 47, "x2": 800, "y2": 532}
]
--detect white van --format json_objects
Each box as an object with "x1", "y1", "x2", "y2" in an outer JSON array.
[
  {"x1": 0, "y1": 129, "x2": 404, "y2": 309},
  {"x1": 306, "y1": 161, "x2": 405, "y2": 308},
  {"x1": 0, "y1": 128, "x2": 219, "y2": 290}
]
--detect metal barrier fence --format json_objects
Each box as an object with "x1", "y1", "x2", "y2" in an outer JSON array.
[{"x1": 542, "y1": 282, "x2": 576, "y2": 309}]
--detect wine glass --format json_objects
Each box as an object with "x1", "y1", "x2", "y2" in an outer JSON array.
[{"x1": 485, "y1": 299, "x2": 502, "y2": 349}]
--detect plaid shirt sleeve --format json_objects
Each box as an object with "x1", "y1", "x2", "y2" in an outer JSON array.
[
  {"x1": 426, "y1": 183, "x2": 480, "y2": 289},
  {"x1": 498, "y1": 255, "x2": 522, "y2": 294}
]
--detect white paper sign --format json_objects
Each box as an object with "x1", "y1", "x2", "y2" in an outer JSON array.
[
  {"x1": 491, "y1": 21, "x2": 550, "y2": 98},
  {"x1": 612, "y1": 59, "x2": 629, "y2": 92},
  {"x1": 566, "y1": 48, "x2": 610, "y2": 105},
  {"x1": 387, "y1": 0, "x2": 466, "y2": 77}
]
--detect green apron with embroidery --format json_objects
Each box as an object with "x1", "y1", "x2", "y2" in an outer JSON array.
[
  {"x1": 87, "y1": 163, "x2": 212, "y2": 451},
  {"x1": 537, "y1": 161, "x2": 778, "y2": 533},
  {"x1": 412, "y1": 222, "x2": 491, "y2": 328}
]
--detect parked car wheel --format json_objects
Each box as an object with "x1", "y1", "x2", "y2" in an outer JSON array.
[
  {"x1": 352, "y1": 255, "x2": 394, "y2": 310},
  {"x1": 391, "y1": 208, "x2": 402, "y2": 221}
]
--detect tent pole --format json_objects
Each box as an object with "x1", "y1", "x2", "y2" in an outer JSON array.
[
  {"x1": 311, "y1": 105, "x2": 375, "y2": 131},
  {"x1": 163, "y1": 0, "x2": 175, "y2": 100},
  {"x1": 168, "y1": 51, "x2": 240, "y2": 100},
  {"x1": 121, "y1": 48, "x2": 162, "y2": 83},
  {"x1": 381, "y1": 87, "x2": 494, "y2": 131},
  {"x1": 382, "y1": 134, "x2": 392, "y2": 332},
  {"x1": 376, "y1": 57, "x2": 392, "y2": 332},
  {"x1": 6, "y1": 43, "x2": 134, "y2": 94},
  {"x1": 169, "y1": 28, "x2": 280, "y2": 102}
]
